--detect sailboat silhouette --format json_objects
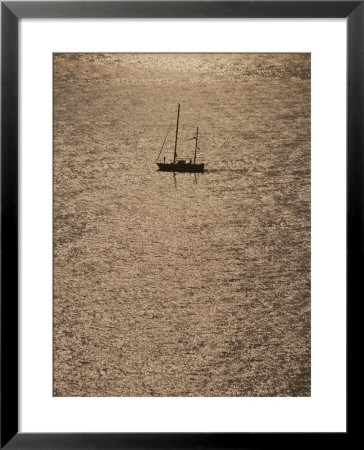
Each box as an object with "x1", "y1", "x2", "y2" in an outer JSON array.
[{"x1": 156, "y1": 104, "x2": 205, "y2": 173}]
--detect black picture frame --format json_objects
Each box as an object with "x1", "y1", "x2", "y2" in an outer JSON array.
[{"x1": 1, "y1": 1, "x2": 356, "y2": 448}]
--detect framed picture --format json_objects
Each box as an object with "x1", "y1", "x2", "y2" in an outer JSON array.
[{"x1": 1, "y1": 1, "x2": 354, "y2": 448}]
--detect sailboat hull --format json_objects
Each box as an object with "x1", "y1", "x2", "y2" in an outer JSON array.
[{"x1": 157, "y1": 162, "x2": 204, "y2": 173}]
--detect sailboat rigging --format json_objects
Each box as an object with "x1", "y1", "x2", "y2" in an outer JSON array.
[{"x1": 156, "y1": 104, "x2": 205, "y2": 173}]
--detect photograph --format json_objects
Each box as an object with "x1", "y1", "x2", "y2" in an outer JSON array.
[{"x1": 53, "y1": 53, "x2": 311, "y2": 397}]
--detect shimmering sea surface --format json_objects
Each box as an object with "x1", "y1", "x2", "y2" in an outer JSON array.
[{"x1": 53, "y1": 54, "x2": 310, "y2": 397}]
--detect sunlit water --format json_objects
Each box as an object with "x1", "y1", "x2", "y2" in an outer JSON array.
[{"x1": 53, "y1": 54, "x2": 310, "y2": 396}]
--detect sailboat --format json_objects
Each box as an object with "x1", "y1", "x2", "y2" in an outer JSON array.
[{"x1": 156, "y1": 103, "x2": 205, "y2": 173}]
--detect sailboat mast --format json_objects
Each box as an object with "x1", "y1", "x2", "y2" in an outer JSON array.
[
  {"x1": 174, "y1": 103, "x2": 180, "y2": 164},
  {"x1": 194, "y1": 127, "x2": 199, "y2": 164}
]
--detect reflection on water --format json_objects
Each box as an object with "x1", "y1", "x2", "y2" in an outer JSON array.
[{"x1": 53, "y1": 54, "x2": 310, "y2": 397}]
